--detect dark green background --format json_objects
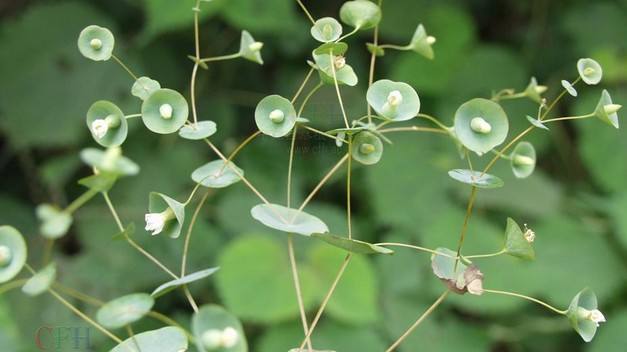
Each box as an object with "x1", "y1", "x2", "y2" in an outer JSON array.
[{"x1": 0, "y1": 0, "x2": 626, "y2": 351}]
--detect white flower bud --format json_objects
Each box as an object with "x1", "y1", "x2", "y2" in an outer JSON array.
[
  {"x1": 603, "y1": 104, "x2": 622, "y2": 115},
  {"x1": 514, "y1": 155, "x2": 534, "y2": 166},
  {"x1": 221, "y1": 327, "x2": 239, "y2": 348},
  {"x1": 91, "y1": 119, "x2": 109, "y2": 139},
  {"x1": 90, "y1": 38, "x2": 102, "y2": 50},
  {"x1": 386, "y1": 90, "x2": 403, "y2": 107},
  {"x1": 333, "y1": 56, "x2": 346, "y2": 70},
  {"x1": 248, "y1": 42, "x2": 264, "y2": 52},
  {"x1": 159, "y1": 104, "x2": 173, "y2": 119},
  {"x1": 470, "y1": 117, "x2": 492, "y2": 134},
  {"x1": 589, "y1": 309, "x2": 606, "y2": 327},
  {"x1": 0, "y1": 245, "x2": 12, "y2": 266},
  {"x1": 535, "y1": 85, "x2": 548, "y2": 94},
  {"x1": 269, "y1": 109, "x2": 285, "y2": 123},
  {"x1": 201, "y1": 329, "x2": 223, "y2": 349},
  {"x1": 359, "y1": 143, "x2": 375, "y2": 155},
  {"x1": 426, "y1": 35, "x2": 436, "y2": 45}
]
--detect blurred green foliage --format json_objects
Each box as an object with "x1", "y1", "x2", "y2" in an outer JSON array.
[{"x1": 0, "y1": 0, "x2": 626, "y2": 351}]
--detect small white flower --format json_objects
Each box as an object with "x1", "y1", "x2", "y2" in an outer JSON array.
[
  {"x1": 248, "y1": 41, "x2": 263, "y2": 52},
  {"x1": 221, "y1": 327, "x2": 239, "y2": 348},
  {"x1": 523, "y1": 224, "x2": 535, "y2": 243},
  {"x1": 470, "y1": 116, "x2": 492, "y2": 134},
  {"x1": 90, "y1": 38, "x2": 103, "y2": 50},
  {"x1": 91, "y1": 119, "x2": 109, "y2": 139},
  {"x1": 333, "y1": 56, "x2": 346, "y2": 70},
  {"x1": 604, "y1": 104, "x2": 622, "y2": 115},
  {"x1": 159, "y1": 104, "x2": 173, "y2": 119},
  {"x1": 145, "y1": 212, "x2": 167, "y2": 235},
  {"x1": 426, "y1": 35, "x2": 436, "y2": 45},
  {"x1": 387, "y1": 90, "x2": 403, "y2": 107},
  {"x1": 589, "y1": 309, "x2": 606, "y2": 327}
]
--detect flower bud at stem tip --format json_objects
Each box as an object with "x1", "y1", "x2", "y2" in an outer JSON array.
[{"x1": 470, "y1": 117, "x2": 492, "y2": 134}]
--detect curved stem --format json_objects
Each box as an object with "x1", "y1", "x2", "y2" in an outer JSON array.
[
  {"x1": 295, "y1": 0, "x2": 316, "y2": 24},
  {"x1": 453, "y1": 187, "x2": 478, "y2": 269},
  {"x1": 190, "y1": 63, "x2": 200, "y2": 124},
  {"x1": 374, "y1": 243, "x2": 454, "y2": 257},
  {"x1": 366, "y1": 0, "x2": 384, "y2": 125},
  {"x1": 297, "y1": 154, "x2": 348, "y2": 212},
  {"x1": 299, "y1": 254, "x2": 352, "y2": 349},
  {"x1": 303, "y1": 125, "x2": 348, "y2": 144},
  {"x1": 64, "y1": 188, "x2": 99, "y2": 215},
  {"x1": 111, "y1": 54, "x2": 138, "y2": 80},
  {"x1": 292, "y1": 68, "x2": 315, "y2": 104},
  {"x1": 0, "y1": 279, "x2": 28, "y2": 295},
  {"x1": 335, "y1": 27, "x2": 360, "y2": 43},
  {"x1": 417, "y1": 113, "x2": 451, "y2": 132},
  {"x1": 328, "y1": 52, "x2": 350, "y2": 128},
  {"x1": 125, "y1": 113, "x2": 142, "y2": 119},
  {"x1": 542, "y1": 113, "x2": 594, "y2": 124},
  {"x1": 298, "y1": 82, "x2": 323, "y2": 117},
  {"x1": 181, "y1": 190, "x2": 211, "y2": 277},
  {"x1": 378, "y1": 126, "x2": 448, "y2": 134},
  {"x1": 464, "y1": 248, "x2": 506, "y2": 259},
  {"x1": 226, "y1": 130, "x2": 261, "y2": 164},
  {"x1": 483, "y1": 289, "x2": 567, "y2": 315},
  {"x1": 198, "y1": 52, "x2": 241, "y2": 63},
  {"x1": 385, "y1": 290, "x2": 449, "y2": 352},
  {"x1": 377, "y1": 44, "x2": 409, "y2": 51}
]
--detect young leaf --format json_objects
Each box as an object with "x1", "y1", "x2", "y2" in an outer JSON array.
[{"x1": 503, "y1": 218, "x2": 535, "y2": 260}]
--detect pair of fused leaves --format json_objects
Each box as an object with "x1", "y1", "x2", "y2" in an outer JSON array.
[{"x1": 250, "y1": 204, "x2": 391, "y2": 255}]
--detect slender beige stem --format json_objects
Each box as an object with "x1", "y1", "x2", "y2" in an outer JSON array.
[
  {"x1": 374, "y1": 243, "x2": 456, "y2": 258},
  {"x1": 483, "y1": 289, "x2": 567, "y2": 315},
  {"x1": 295, "y1": 0, "x2": 316, "y2": 24},
  {"x1": 329, "y1": 52, "x2": 350, "y2": 128},
  {"x1": 190, "y1": 63, "x2": 200, "y2": 125},
  {"x1": 298, "y1": 82, "x2": 323, "y2": 117},
  {"x1": 346, "y1": 141, "x2": 353, "y2": 239},
  {"x1": 53, "y1": 283, "x2": 104, "y2": 306},
  {"x1": 417, "y1": 113, "x2": 451, "y2": 132},
  {"x1": 464, "y1": 249, "x2": 507, "y2": 259},
  {"x1": 378, "y1": 126, "x2": 448, "y2": 134},
  {"x1": 198, "y1": 53, "x2": 241, "y2": 63},
  {"x1": 65, "y1": 188, "x2": 99, "y2": 214},
  {"x1": 204, "y1": 139, "x2": 272, "y2": 205},
  {"x1": 226, "y1": 131, "x2": 261, "y2": 164},
  {"x1": 287, "y1": 127, "x2": 298, "y2": 208},
  {"x1": 42, "y1": 238, "x2": 55, "y2": 266},
  {"x1": 297, "y1": 154, "x2": 349, "y2": 212},
  {"x1": 292, "y1": 68, "x2": 315, "y2": 104},
  {"x1": 385, "y1": 291, "x2": 449, "y2": 352},
  {"x1": 454, "y1": 187, "x2": 478, "y2": 269},
  {"x1": 288, "y1": 235, "x2": 313, "y2": 351},
  {"x1": 366, "y1": 0, "x2": 384, "y2": 125},
  {"x1": 111, "y1": 54, "x2": 138, "y2": 81},
  {"x1": 181, "y1": 190, "x2": 211, "y2": 277},
  {"x1": 299, "y1": 254, "x2": 352, "y2": 349},
  {"x1": 303, "y1": 125, "x2": 347, "y2": 144},
  {"x1": 0, "y1": 279, "x2": 28, "y2": 295},
  {"x1": 542, "y1": 114, "x2": 594, "y2": 123}
]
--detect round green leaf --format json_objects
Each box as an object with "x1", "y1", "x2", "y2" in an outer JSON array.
[
  {"x1": 239, "y1": 30, "x2": 263, "y2": 65},
  {"x1": 96, "y1": 293, "x2": 154, "y2": 329},
  {"x1": 0, "y1": 226, "x2": 27, "y2": 284},
  {"x1": 151, "y1": 267, "x2": 220, "y2": 298},
  {"x1": 408, "y1": 24, "x2": 435, "y2": 59},
  {"x1": 132, "y1": 76, "x2": 161, "y2": 101},
  {"x1": 254, "y1": 95, "x2": 296, "y2": 137},
  {"x1": 147, "y1": 192, "x2": 185, "y2": 239},
  {"x1": 351, "y1": 131, "x2": 383, "y2": 165},
  {"x1": 594, "y1": 89, "x2": 619, "y2": 128},
  {"x1": 510, "y1": 141, "x2": 536, "y2": 179},
  {"x1": 567, "y1": 288, "x2": 601, "y2": 342},
  {"x1": 312, "y1": 233, "x2": 393, "y2": 255},
  {"x1": 179, "y1": 121, "x2": 217, "y2": 140},
  {"x1": 250, "y1": 204, "x2": 329, "y2": 236},
  {"x1": 36, "y1": 204, "x2": 72, "y2": 239},
  {"x1": 313, "y1": 42, "x2": 348, "y2": 56},
  {"x1": 77, "y1": 25, "x2": 114, "y2": 61},
  {"x1": 526, "y1": 115, "x2": 549, "y2": 131},
  {"x1": 141, "y1": 88, "x2": 189, "y2": 134},
  {"x1": 312, "y1": 52, "x2": 358, "y2": 86},
  {"x1": 80, "y1": 147, "x2": 139, "y2": 176},
  {"x1": 503, "y1": 218, "x2": 534, "y2": 260},
  {"x1": 577, "y1": 58, "x2": 603, "y2": 85},
  {"x1": 86, "y1": 100, "x2": 128, "y2": 147},
  {"x1": 311, "y1": 17, "x2": 343, "y2": 43},
  {"x1": 110, "y1": 326, "x2": 188, "y2": 352},
  {"x1": 22, "y1": 263, "x2": 56, "y2": 296},
  {"x1": 366, "y1": 79, "x2": 420, "y2": 121},
  {"x1": 191, "y1": 160, "x2": 244, "y2": 188},
  {"x1": 193, "y1": 305, "x2": 248, "y2": 352},
  {"x1": 453, "y1": 98, "x2": 509, "y2": 155},
  {"x1": 339, "y1": 0, "x2": 381, "y2": 30},
  {"x1": 448, "y1": 169, "x2": 504, "y2": 189}
]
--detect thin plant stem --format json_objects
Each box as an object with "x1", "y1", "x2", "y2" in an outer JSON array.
[
  {"x1": 183, "y1": 183, "x2": 202, "y2": 205},
  {"x1": 181, "y1": 190, "x2": 211, "y2": 277},
  {"x1": 124, "y1": 114, "x2": 142, "y2": 119},
  {"x1": 417, "y1": 113, "x2": 451, "y2": 132},
  {"x1": 198, "y1": 52, "x2": 241, "y2": 63},
  {"x1": 102, "y1": 192, "x2": 179, "y2": 280},
  {"x1": 287, "y1": 127, "x2": 298, "y2": 208},
  {"x1": 464, "y1": 248, "x2": 507, "y2": 259},
  {"x1": 65, "y1": 188, "x2": 99, "y2": 214},
  {"x1": 190, "y1": 0, "x2": 203, "y2": 124},
  {"x1": 483, "y1": 289, "x2": 567, "y2": 315},
  {"x1": 299, "y1": 254, "x2": 352, "y2": 349},
  {"x1": 377, "y1": 44, "x2": 408, "y2": 51},
  {"x1": 366, "y1": 0, "x2": 384, "y2": 125},
  {"x1": 303, "y1": 125, "x2": 348, "y2": 144},
  {"x1": 111, "y1": 54, "x2": 138, "y2": 80},
  {"x1": 288, "y1": 235, "x2": 313, "y2": 351},
  {"x1": 385, "y1": 290, "x2": 449, "y2": 352},
  {"x1": 542, "y1": 113, "x2": 594, "y2": 124},
  {"x1": 453, "y1": 187, "x2": 477, "y2": 269},
  {"x1": 298, "y1": 82, "x2": 323, "y2": 117},
  {"x1": 378, "y1": 126, "x2": 448, "y2": 134},
  {"x1": 295, "y1": 0, "x2": 316, "y2": 24},
  {"x1": 190, "y1": 63, "x2": 200, "y2": 124},
  {"x1": 543, "y1": 76, "x2": 581, "y2": 118},
  {"x1": 0, "y1": 279, "x2": 28, "y2": 295},
  {"x1": 204, "y1": 139, "x2": 272, "y2": 205},
  {"x1": 292, "y1": 68, "x2": 315, "y2": 104},
  {"x1": 374, "y1": 243, "x2": 455, "y2": 258},
  {"x1": 346, "y1": 140, "x2": 353, "y2": 239},
  {"x1": 335, "y1": 27, "x2": 360, "y2": 43},
  {"x1": 226, "y1": 130, "x2": 261, "y2": 164},
  {"x1": 42, "y1": 238, "x2": 54, "y2": 266},
  {"x1": 297, "y1": 154, "x2": 349, "y2": 212},
  {"x1": 329, "y1": 52, "x2": 350, "y2": 128}
]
